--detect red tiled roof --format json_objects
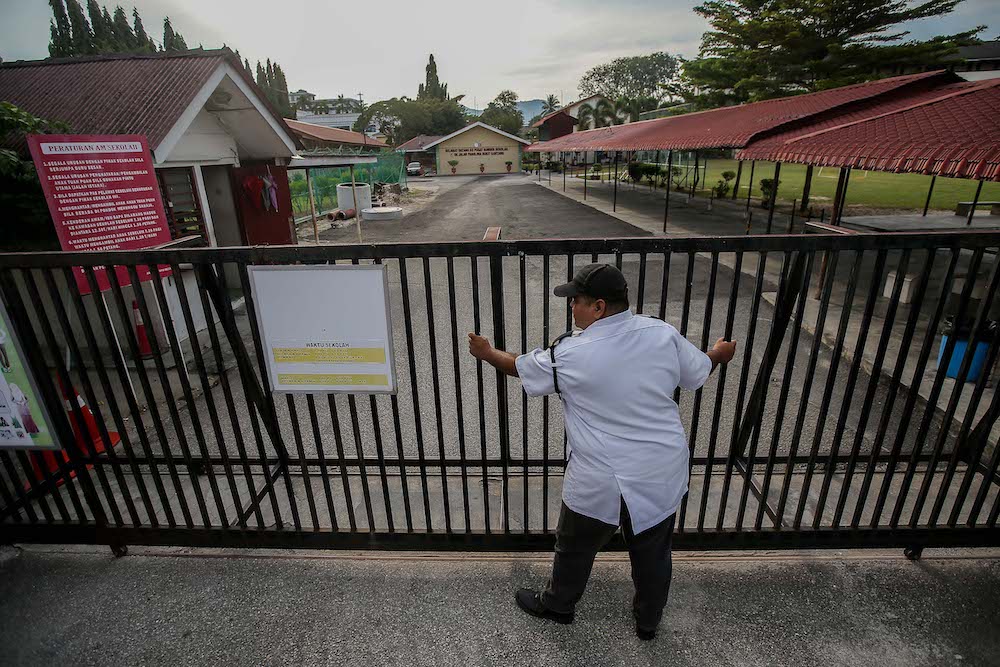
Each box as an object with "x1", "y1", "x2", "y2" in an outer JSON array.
[
  {"x1": 531, "y1": 109, "x2": 572, "y2": 128},
  {"x1": 286, "y1": 119, "x2": 387, "y2": 148},
  {"x1": 0, "y1": 49, "x2": 294, "y2": 153},
  {"x1": 526, "y1": 70, "x2": 953, "y2": 152},
  {"x1": 738, "y1": 79, "x2": 1000, "y2": 181},
  {"x1": 395, "y1": 134, "x2": 442, "y2": 151}
]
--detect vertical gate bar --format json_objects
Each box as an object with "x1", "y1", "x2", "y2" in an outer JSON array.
[
  {"x1": 830, "y1": 168, "x2": 847, "y2": 226},
  {"x1": 285, "y1": 395, "x2": 319, "y2": 530},
  {"x1": 774, "y1": 251, "x2": 840, "y2": 524},
  {"x1": 327, "y1": 395, "x2": 358, "y2": 532},
  {"x1": 193, "y1": 268, "x2": 276, "y2": 529},
  {"x1": 81, "y1": 267, "x2": 169, "y2": 526},
  {"x1": 792, "y1": 251, "x2": 864, "y2": 528},
  {"x1": 59, "y1": 266, "x2": 142, "y2": 526},
  {"x1": 716, "y1": 252, "x2": 767, "y2": 530},
  {"x1": 636, "y1": 252, "x2": 647, "y2": 314},
  {"x1": 831, "y1": 249, "x2": 912, "y2": 528},
  {"x1": 470, "y1": 256, "x2": 491, "y2": 533},
  {"x1": 674, "y1": 253, "x2": 695, "y2": 406},
  {"x1": 962, "y1": 386, "x2": 1000, "y2": 526},
  {"x1": 229, "y1": 264, "x2": 301, "y2": 528},
  {"x1": 754, "y1": 251, "x2": 815, "y2": 530},
  {"x1": 678, "y1": 252, "x2": 717, "y2": 531},
  {"x1": 922, "y1": 175, "x2": 937, "y2": 217},
  {"x1": 732, "y1": 160, "x2": 743, "y2": 200},
  {"x1": 367, "y1": 395, "x2": 395, "y2": 533},
  {"x1": 101, "y1": 266, "x2": 193, "y2": 527},
  {"x1": 382, "y1": 263, "x2": 413, "y2": 533},
  {"x1": 43, "y1": 268, "x2": 125, "y2": 527},
  {"x1": 658, "y1": 251, "x2": 671, "y2": 321},
  {"x1": 812, "y1": 249, "x2": 888, "y2": 529},
  {"x1": 489, "y1": 254, "x2": 511, "y2": 533},
  {"x1": 563, "y1": 254, "x2": 574, "y2": 461},
  {"x1": 445, "y1": 257, "x2": 471, "y2": 532},
  {"x1": 836, "y1": 169, "x2": 852, "y2": 225},
  {"x1": 21, "y1": 268, "x2": 103, "y2": 523},
  {"x1": 127, "y1": 265, "x2": 219, "y2": 527},
  {"x1": 397, "y1": 258, "x2": 433, "y2": 530},
  {"x1": 664, "y1": 151, "x2": 673, "y2": 233},
  {"x1": 306, "y1": 394, "x2": 339, "y2": 530},
  {"x1": 0, "y1": 452, "x2": 33, "y2": 523},
  {"x1": 869, "y1": 249, "x2": 957, "y2": 528},
  {"x1": 923, "y1": 253, "x2": 1000, "y2": 525},
  {"x1": 615, "y1": 251, "x2": 623, "y2": 272},
  {"x1": 989, "y1": 485, "x2": 1000, "y2": 527},
  {"x1": 698, "y1": 251, "x2": 742, "y2": 530},
  {"x1": 127, "y1": 265, "x2": 211, "y2": 526},
  {"x1": 520, "y1": 253, "x2": 529, "y2": 532},
  {"x1": 421, "y1": 257, "x2": 452, "y2": 533},
  {"x1": 765, "y1": 163, "x2": 781, "y2": 234},
  {"x1": 163, "y1": 263, "x2": 249, "y2": 529},
  {"x1": 890, "y1": 249, "x2": 985, "y2": 528},
  {"x1": 347, "y1": 396, "x2": 376, "y2": 532},
  {"x1": 542, "y1": 254, "x2": 551, "y2": 533}
]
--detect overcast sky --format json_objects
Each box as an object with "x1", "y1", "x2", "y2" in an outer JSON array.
[{"x1": 1, "y1": 0, "x2": 994, "y2": 106}]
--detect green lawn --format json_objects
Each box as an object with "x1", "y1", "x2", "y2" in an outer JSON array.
[{"x1": 576, "y1": 159, "x2": 1000, "y2": 213}]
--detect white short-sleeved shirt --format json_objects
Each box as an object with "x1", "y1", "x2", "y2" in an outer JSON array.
[{"x1": 515, "y1": 310, "x2": 712, "y2": 534}]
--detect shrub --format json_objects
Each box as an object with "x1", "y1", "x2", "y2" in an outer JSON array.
[
  {"x1": 760, "y1": 178, "x2": 781, "y2": 207},
  {"x1": 670, "y1": 166, "x2": 684, "y2": 191}
]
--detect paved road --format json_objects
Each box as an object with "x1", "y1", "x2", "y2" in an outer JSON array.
[
  {"x1": 320, "y1": 174, "x2": 650, "y2": 243},
  {"x1": 2, "y1": 546, "x2": 999, "y2": 666}
]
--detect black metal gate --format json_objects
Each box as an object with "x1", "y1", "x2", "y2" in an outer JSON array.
[{"x1": 1, "y1": 231, "x2": 999, "y2": 554}]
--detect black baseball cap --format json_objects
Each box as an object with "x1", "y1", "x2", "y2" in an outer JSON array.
[{"x1": 554, "y1": 263, "x2": 628, "y2": 301}]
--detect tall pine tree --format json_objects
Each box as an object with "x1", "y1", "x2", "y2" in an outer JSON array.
[
  {"x1": 86, "y1": 0, "x2": 110, "y2": 51},
  {"x1": 111, "y1": 6, "x2": 135, "y2": 51},
  {"x1": 65, "y1": 0, "x2": 94, "y2": 55},
  {"x1": 132, "y1": 7, "x2": 155, "y2": 52},
  {"x1": 48, "y1": 0, "x2": 73, "y2": 57},
  {"x1": 162, "y1": 17, "x2": 188, "y2": 51}
]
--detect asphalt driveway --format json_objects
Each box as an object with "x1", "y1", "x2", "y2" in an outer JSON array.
[{"x1": 320, "y1": 174, "x2": 650, "y2": 243}]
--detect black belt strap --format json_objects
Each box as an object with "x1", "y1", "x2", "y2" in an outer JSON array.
[{"x1": 549, "y1": 331, "x2": 574, "y2": 395}]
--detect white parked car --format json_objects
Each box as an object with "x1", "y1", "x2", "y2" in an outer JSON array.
[{"x1": 406, "y1": 162, "x2": 423, "y2": 176}]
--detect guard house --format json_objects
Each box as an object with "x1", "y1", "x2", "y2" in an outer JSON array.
[
  {"x1": 0, "y1": 49, "x2": 302, "y2": 355},
  {"x1": 422, "y1": 122, "x2": 528, "y2": 176}
]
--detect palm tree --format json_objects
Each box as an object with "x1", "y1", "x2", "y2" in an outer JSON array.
[
  {"x1": 542, "y1": 94, "x2": 560, "y2": 115},
  {"x1": 613, "y1": 97, "x2": 640, "y2": 124},
  {"x1": 594, "y1": 99, "x2": 618, "y2": 127},
  {"x1": 576, "y1": 104, "x2": 594, "y2": 131},
  {"x1": 333, "y1": 94, "x2": 349, "y2": 113}
]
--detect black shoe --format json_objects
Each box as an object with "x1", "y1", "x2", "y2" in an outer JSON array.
[
  {"x1": 632, "y1": 607, "x2": 656, "y2": 641},
  {"x1": 515, "y1": 588, "x2": 574, "y2": 625}
]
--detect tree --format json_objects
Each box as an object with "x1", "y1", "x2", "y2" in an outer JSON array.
[
  {"x1": 417, "y1": 54, "x2": 449, "y2": 100},
  {"x1": 132, "y1": 7, "x2": 155, "y2": 52},
  {"x1": 111, "y1": 5, "x2": 134, "y2": 51},
  {"x1": 542, "y1": 94, "x2": 560, "y2": 114},
  {"x1": 162, "y1": 17, "x2": 188, "y2": 51},
  {"x1": 579, "y1": 52, "x2": 680, "y2": 100},
  {"x1": 576, "y1": 104, "x2": 595, "y2": 130},
  {"x1": 48, "y1": 0, "x2": 73, "y2": 57},
  {"x1": 480, "y1": 90, "x2": 524, "y2": 136},
  {"x1": 65, "y1": 0, "x2": 94, "y2": 55},
  {"x1": 87, "y1": 0, "x2": 111, "y2": 51},
  {"x1": 680, "y1": 0, "x2": 983, "y2": 107}
]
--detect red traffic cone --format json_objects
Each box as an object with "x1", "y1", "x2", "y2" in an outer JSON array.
[
  {"x1": 132, "y1": 299, "x2": 154, "y2": 359},
  {"x1": 29, "y1": 383, "x2": 121, "y2": 488}
]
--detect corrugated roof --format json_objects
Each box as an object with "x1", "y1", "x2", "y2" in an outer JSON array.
[
  {"x1": 526, "y1": 70, "x2": 953, "y2": 152},
  {"x1": 285, "y1": 119, "x2": 387, "y2": 148},
  {"x1": 737, "y1": 79, "x2": 1000, "y2": 181},
  {"x1": 0, "y1": 49, "x2": 293, "y2": 153},
  {"x1": 395, "y1": 134, "x2": 442, "y2": 151}
]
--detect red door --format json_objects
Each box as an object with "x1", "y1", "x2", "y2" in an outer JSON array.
[{"x1": 232, "y1": 162, "x2": 295, "y2": 245}]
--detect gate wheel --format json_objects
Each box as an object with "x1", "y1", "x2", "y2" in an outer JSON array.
[
  {"x1": 903, "y1": 546, "x2": 923, "y2": 561},
  {"x1": 111, "y1": 544, "x2": 128, "y2": 558}
]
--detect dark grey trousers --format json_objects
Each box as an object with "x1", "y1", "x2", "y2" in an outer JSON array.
[{"x1": 540, "y1": 500, "x2": 676, "y2": 631}]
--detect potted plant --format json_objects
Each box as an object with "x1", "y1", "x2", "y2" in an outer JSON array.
[
  {"x1": 480, "y1": 163, "x2": 485, "y2": 173},
  {"x1": 448, "y1": 159, "x2": 459, "y2": 175},
  {"x1": 505, "y1": 160, "x2": 513, "y2": 173}
]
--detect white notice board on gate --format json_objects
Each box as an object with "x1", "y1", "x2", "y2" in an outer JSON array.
[{"x1": 247, "y1": 265, "x2": 397, "y2": 394}]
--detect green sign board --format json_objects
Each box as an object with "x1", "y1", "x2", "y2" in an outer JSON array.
[{"x1": 0, "y1": 296, "x2": 59, "y2": 450}]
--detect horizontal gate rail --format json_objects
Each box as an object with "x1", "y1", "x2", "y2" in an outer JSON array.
[{"x1": 1, "y1": 229, "x2": 999, "y2": 554}]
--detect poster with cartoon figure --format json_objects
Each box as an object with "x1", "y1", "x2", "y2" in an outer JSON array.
[{"x1": 0, "y1": 296, "x2": 58, "y2": 450}]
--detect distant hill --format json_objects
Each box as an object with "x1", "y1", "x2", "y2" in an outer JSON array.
[{"x1": 462, "y1": 105, "x2": 483, "y2": 116}]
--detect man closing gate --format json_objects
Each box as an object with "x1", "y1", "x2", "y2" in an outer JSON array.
[{"x1": 468, "y1": 262, "x2": 738, "y2": 640}]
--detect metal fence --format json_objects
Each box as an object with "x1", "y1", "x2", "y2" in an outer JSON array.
[{"x1": 1, "y1": 231, "x2": 999, "y2": 556}]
